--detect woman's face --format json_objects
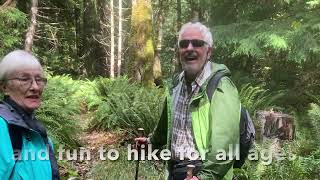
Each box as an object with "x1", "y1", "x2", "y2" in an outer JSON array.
[{"x1": 3, "y1": 67, "x2": 46, "y2": 112}]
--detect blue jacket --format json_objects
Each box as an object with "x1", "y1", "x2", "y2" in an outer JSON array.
[{"x1": 0, "y1": 101, "x2": 55, "y2": 180}]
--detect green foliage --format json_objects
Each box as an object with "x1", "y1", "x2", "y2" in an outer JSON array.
[
  {"x1": 72, "y1": 78, "x2": 99, "y2": 111},
  {"x1": 89, "y1": 77, "x2": 165, "y2": 135},
  {"x1": 36, "y1": 75, "x2": 81, "y2": 149},
  {"x1": 307, "y1": 103, "x2": 320, "y2": 145},
  {"x1": 214, "y1": 9, "x2": 320, "y2": 63},
  {"x1": 257, "y1": 141, "x2": 320, "y2": 180},
  {"x1": 0, "y1": 7, "x2": 27, "y2": 57},
  {"x1": 58, "y1": 160, "x2": 79, "y2": 179},
  {"x1": 234, "y1": 139, "x2": 320, "y2": 179},
  {"x1": 91, "y1": 148, "x2": 164, "y2": 179},
  {"x1": 239, "y1": 83, "x2": 284, "y2": 113},
  {"x1": 32, "y1": 0, "x2": 84, "y2": 76}
]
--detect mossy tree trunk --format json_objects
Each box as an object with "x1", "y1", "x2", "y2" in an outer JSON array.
[{"x1": 128, "y1": 0, "x2": 155, "y2": 86}]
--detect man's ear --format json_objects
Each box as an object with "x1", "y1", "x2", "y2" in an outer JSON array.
[{"x1": 206, "y1": 47, "x2": 212, "y2": 60}]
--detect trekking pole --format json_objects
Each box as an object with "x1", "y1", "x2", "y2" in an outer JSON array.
[
  {"x1": 186, "y1": 164, "x2": 195, "y2": 180},
  {"x1": 135, "y1": 128, "x2": 144, "y2": 180}
]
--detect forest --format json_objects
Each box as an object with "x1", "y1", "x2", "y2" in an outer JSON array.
[{"x1": 0, "y1": 0, "x2": 319, "y2": 179}]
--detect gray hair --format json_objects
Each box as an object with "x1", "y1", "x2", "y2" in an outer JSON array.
[
  {"x1": 178, "y1": 22, "x2": 213, "y2": 47},
  {"x1": 0, "y1": 50, "x2": 43, "y2": 82}
]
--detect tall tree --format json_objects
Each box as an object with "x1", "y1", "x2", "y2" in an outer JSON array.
[
  {"x1": 24, "y1": 0, "x2": 38, "y2": 52},
  {"x1": 177, "y1": 0, "x2": 181, "y2": 30},
  {"x1": 153, "y1": 0, "x2": 165, "y2": 85},
  {"x1": 117, "y1": 0, "x2": 122, "y2": 77},
  {"x1": 1, "y1": 0, "x2": 14, "y2": 7},
  {"x1": 83, "y1": 0, "x2": 105, "y2": 76},
  {"x1": 110, "y1": 0, "x2": 115, "y2": 78},
  {"x1": 128, "y1": 0, "x2": 155, "y2": 85}
]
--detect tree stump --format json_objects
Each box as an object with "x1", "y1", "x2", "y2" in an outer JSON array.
[{"x1": 257, "y1": 110, "x2": 295, "y2": 142}]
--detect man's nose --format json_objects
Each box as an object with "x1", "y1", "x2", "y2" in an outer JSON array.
[{"x1": 186, "y1": 41, "x2": 194, "y2": 50}]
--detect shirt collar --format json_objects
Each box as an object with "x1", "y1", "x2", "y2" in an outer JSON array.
[{"x1": 178, "y1": 61, "x2": 213, "y2": 87}]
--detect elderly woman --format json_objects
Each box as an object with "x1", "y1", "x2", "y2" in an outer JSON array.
[{"x1": 0, "y1": 50, "x2": 60, "y2": 179}]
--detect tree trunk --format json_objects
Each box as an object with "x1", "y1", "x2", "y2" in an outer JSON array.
[
  {"x1": 74, "y1": 5, "x2": 81, "y2": 57},
  {"x1": 1, "y1": 0, "x2": 14, "y2": 7},
  {"x1": 153, "y1": 2, "x2": 164, "y2": 86},
  {"x1": 198, "y1": 0, "x2": 205, "y2": 21},
  {"x1": 128, "y1": 0, "x2": 155, "y2": 86},
  {"x1": 83, "y1": 0, "x2": 105, "y2": 76},
  {"x1": 177, "y1": 0, "x2": 181, "y2": 30},
  {"x1": 110, "y1": 0, "x2": 115, "y2": 78},
  {"x1": 117, "y1": 0, "x2": 122, "y2": 77},
  {"x1": 257, "y1": 110, "x2": 295, "y2": 142},
  {"x1": 187, "y1": 0, "x2": 199, "y2": 21},
  {"x1": 24, "y1": 0, "x2": 38, "y2": 53}
]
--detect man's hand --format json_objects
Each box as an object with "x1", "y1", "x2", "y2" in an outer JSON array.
[
  {"x1": 134, "y1": 137, "x2": 148, "y2": 144},
  {"x1": 184, "y1": 176, "x2": 200, "y2": 180},
  {"x1": 133, "y1": 137, "x2": 148, "y2": 150}
]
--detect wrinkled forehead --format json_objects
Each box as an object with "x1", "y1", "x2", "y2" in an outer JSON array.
[{"x1": 8, "y1": 66, "x2": 44, "y2": 78}]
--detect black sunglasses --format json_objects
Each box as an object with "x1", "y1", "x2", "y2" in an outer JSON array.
[{"x1": 178, "y1": 39, "x2": 207, "y2": 48}]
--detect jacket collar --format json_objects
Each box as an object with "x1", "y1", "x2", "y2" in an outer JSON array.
[
  {"x1": 0, "y1": 100, "x2": 30, "y2": 129},
  {"x1": 0, "y1": 96, "x2": 48, "y2": 137}
]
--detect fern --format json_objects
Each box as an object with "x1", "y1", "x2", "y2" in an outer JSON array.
[
  {"x1": 307, "y1": 103, "x2": 320, "y2": 145},
  {"x1": 214, "y1": 10, "x2": 320, "y2": 63},
  {"x1": 239, "y1": 83, "x2": 284, "y2": 113},
  {"x1": 36, "y1": 75, "x2": 81, "y2": 149},
  {"x1": 89, "y1": 77, "x2": 165, "y2": 135}
]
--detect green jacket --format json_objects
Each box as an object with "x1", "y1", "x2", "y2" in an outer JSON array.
[
  {"x1": 0, "y1": 103, "x2": 53, "y2": 180},
  {"x1": 150, "y1": 63, "x2": 241, "y2": 180}
]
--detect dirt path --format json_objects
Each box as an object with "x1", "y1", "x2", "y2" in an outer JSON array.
[
  {"x1": 59, "y1": 112, "x2": 127, "y2": 179},
  {"x1": 59, "y1": 130, "x2": 126, "y2": 179}
]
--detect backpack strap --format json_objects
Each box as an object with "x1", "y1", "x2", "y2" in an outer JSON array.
[
  {"x1": 206, "y1": 71, "x2": 255, "y2": 168},
  {"x1": 8, "y1": 124, "x2": 23, "y2": 158},
  {"x1": 206, "y1": 70, "x2": 230, "y2": 101}
]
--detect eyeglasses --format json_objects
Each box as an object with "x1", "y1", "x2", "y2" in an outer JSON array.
[
  {"x1": 6, "y1": 77, "x2": 47, "y2": 88},
  {"x1": 178, "y1": 39, "x2": 208, "y2": 48}
]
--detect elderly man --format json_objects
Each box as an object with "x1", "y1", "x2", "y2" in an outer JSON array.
[{"x1": 136, "y1": 22, "x2": 240, "y2": 180}]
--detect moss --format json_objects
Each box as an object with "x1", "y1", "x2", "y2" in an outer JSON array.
[{"x1": 128, "y1": 0, "x2": 155, "y2": 86}]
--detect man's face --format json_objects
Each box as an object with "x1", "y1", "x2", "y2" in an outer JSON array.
[{"x1": 178, "y1": 27, "x2": 212, "y2": 80}]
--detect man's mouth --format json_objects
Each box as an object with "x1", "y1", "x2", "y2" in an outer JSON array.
[
  {"x1": 185, "y1": 55, "x2": 197, "y2": 61},
  {"x1": 184, "y1": 52, "x2": 198, "y2": 61}
]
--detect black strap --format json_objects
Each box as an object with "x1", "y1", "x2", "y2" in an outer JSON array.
[
  {"x1": 8, "y1": 125, "x2": 23, "y2": 156},
  {"x1": 206, "y1": 70, "x2": 230, "y2": 101},
  {"x1": 7, "y1": 124, "x2": 23, "y2": 179},
  {"x1": 43, "y1": 137, "x2": 60, "y2": 180}
]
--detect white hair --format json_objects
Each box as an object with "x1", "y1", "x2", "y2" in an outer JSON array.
[
  {"x1": 178, "y1": 22, "x2": 213, "y2": 47},
  {"x1": 0, "y1": 50, "x2": 43, "y2": 82}
]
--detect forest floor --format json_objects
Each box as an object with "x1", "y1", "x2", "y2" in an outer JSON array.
[
  {"x1": 59, "y1": 112, "x2": 163, "y2": 180},
  {"x1": 75, "y1": 130, "x2": 123, "y2": 178},
  {"x1": 59, "y1": 111, "x2": 125, "y2": 179}
]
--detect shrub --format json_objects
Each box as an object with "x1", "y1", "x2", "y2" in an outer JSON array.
[
  {"x1": 307, "y1": 103, "x2": 320, "y2": 146},
  {"x1": 89, "y1": 77, "x2": 165, "y2": 135},
  {"x1": 0, "y1": 7, "x2": 27, "y2": 57},
  {"x1": 90, "y1": 148, "x2": 164, "y2": 179},
  {"x1": 37, "y1": 75, "x2": 82, "y2": 149},
  {"x1": 239, "y1": 83, "x2": 284, "y2": 114}
]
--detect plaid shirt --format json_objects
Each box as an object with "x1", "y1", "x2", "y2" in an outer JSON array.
[{"x1": 171, "y1": 62, "x2": 213, "y2": 160}]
